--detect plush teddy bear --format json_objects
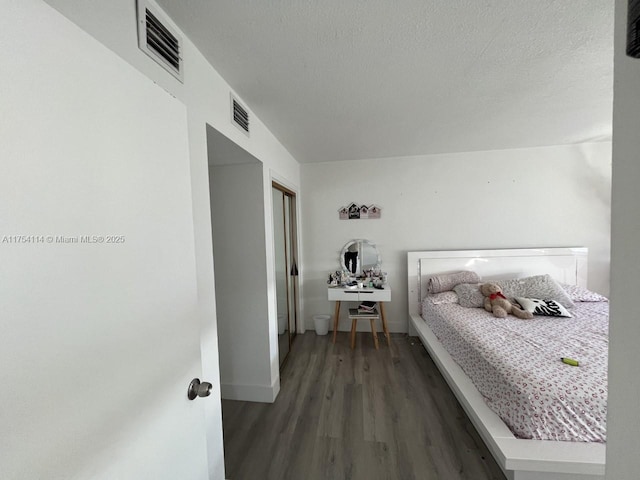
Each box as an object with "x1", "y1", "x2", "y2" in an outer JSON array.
[{"x1": 480, "y1": 283, "x2": 533, "y2": 319}]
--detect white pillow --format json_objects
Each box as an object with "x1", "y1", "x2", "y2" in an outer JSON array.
[
  {"x1": 500, "y1": 275, "x2": 574, "y2": 309},
  {"x1": 427, "y1": 271, "x2": 480, "y2": 293},
  {"x1": 453, "y1": 283, "x2": 484, "y2": 308},
  {"x1": 560, "y1": 283, "x2": 608, "y2": 302},
  {"x1": 454, "y1": 274, "x2": 575, "y2": 309},
  {"x1": 423, "y1": 291, "x2": 459, "y2": 305}
]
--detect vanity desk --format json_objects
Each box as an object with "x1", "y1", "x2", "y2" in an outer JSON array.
[{"x1": 328, "y1": 285, "x2": 391, "y2": 345}]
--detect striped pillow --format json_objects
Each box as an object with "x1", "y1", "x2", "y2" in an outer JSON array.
[{"x1": 515, "y1": 297, "x2": 572, "y2": 318}]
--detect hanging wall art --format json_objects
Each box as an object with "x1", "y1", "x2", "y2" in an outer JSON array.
[{"x1": 338, "y1": 202, "x2": 382, "y2": 220}]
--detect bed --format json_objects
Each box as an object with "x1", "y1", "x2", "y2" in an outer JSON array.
[{"x1": 407, "y1": 248, "x2": 607, "y2": 480}]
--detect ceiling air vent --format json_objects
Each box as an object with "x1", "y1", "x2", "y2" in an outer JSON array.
[
  {"x1": 231, "y1": 94, "x2": 250, "y2": 136},
  {"x1": 137, "y1": 0, "x2": 183, "y2": 82}
]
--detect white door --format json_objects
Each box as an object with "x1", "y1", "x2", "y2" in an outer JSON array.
[{"x1": 0, "y1": 3, "x2": 209, "y2": 479}]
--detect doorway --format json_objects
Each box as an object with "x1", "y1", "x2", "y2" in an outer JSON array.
[{"x1": 272, "y1": 182, "x2": 299, "y2": 367}]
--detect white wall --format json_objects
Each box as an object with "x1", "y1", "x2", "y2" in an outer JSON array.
[
  {"x1": 606, "y1": 2, "x2": 640, "y2": 478},
  {"x1": 301, "y1": 142, "x2": 611, "y2": 332},
  {"x1": 210, "y1": 162, "x2": 279, "y2": 402},
  {"x1": 41, "y1": 1, "x2": 301, "y2": 478}
]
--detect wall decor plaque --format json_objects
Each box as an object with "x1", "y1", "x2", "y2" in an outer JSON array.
[{"x1": 338, "y1": 203, "x2": 381, "y2": 220}]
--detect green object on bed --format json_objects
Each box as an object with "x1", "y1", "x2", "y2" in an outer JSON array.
[{"x1": 561, "y1": 357, "x2": 580, "y2": 366}]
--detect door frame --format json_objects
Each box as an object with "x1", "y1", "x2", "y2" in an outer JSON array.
[{"x1": 272, "y1": 180, "x2": 300, "y2": 365}]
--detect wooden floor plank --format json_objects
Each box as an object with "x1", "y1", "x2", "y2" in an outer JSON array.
[{"x1": 222, "y1": 333, "x2": 506, "y2": 480}]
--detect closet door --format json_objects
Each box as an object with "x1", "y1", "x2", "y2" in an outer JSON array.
[{"x1": 272, "y1": 183, "x2": 298, "y2": 367}]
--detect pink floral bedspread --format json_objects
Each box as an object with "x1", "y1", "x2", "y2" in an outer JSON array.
[{"x1": 421, "y1": 300, "x2": 608, "y2": 442}]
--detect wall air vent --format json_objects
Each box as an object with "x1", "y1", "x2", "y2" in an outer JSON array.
[
  {"x1": 231, "y1": 94, "x2": 250, "y2": 136},
  {"x1": 137, "y1": 0, "x2": 183, "y2": 82}
]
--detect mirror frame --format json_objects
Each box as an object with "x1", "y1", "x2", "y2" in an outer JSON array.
[{"x1": 340, "y1": 239, "x2": 381, "y2": 277}]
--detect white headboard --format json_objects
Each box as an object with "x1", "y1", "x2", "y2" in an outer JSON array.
[{"x1": 407, "y1": 247, "x2": 588, "y2": 316}]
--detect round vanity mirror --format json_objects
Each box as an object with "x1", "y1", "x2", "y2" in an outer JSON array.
[{"x1": 340, "y1": 239, "x2": 380, "y2": 277}]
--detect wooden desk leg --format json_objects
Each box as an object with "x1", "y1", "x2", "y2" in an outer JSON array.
[
  {"x1": 370, "y1": 318, "x2": 379, "y2": 350},
  {"x1": 332, "y1": 301, "x2": 341, "y2": 344},
  {"x1": 350, "y1": 318, "x2": 357, "y2": 349},
  {"x1": 379, "y1": 302, "x2": 391, "y2": 345}
]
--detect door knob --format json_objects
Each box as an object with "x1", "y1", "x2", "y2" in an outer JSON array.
[{"x1": 187, "y1": 378, "x2": 212, "y2": 400}]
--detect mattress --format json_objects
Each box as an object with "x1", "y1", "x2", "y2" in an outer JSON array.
[{"x1": 420, "y1": 299, "x2": 608, "y2": 442}]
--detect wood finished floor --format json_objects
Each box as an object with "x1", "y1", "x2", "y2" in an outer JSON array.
[{"x1": 222, "y1": 332, "x2": 506, "y2": 480}]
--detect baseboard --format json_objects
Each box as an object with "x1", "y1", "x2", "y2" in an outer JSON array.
[{"x1": 221, "y1": 377, "x2": 280, "y2": 403}]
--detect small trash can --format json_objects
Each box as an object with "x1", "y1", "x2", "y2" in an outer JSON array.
[{"x1": 313, "y1": 314, "x2": 331, "y2": 335}]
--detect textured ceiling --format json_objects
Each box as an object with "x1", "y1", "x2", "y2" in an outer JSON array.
[{"x1": 157, "y1": 0, "x2": 614, "y2": 163}]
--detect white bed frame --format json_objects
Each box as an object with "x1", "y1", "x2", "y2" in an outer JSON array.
[{"x1": 407, "y1": 248, "x2": 605, "y2": 480}]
